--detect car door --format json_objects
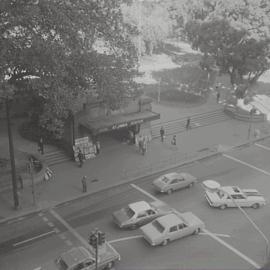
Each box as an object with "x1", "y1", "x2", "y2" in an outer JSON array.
[
  {"x1": 169, "y1": 178, "x2": 180, "y2": 191},
  {"x1": 176, "y1": 176, "x2": 186, "y2": 189},
  {"x1": 137, "y1": 211, "x2": 149, "y2": 225},
  {"x1": 168, "y1": 225, "x2": 179, "y2": 241},
  {"x1": 230, "y1": 194, "x2": 247, "y2": 207},
  {"x1": 177, "y1": 223, "x2": 190, "y2": 238}
]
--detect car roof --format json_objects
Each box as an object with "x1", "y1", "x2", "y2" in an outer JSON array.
[
  {"x1": 129, "y1": 201, "x2": 151, "y2": 213},
  {"x1": 60, "y1": 247, "x2": 92, "y2": 267},
  {"x1": 157, "y1": 213, "x2": 183, "y2": 228},
  {"x1": 163, "y1": 172, "x2": 179, "y2": 180},
  {"x1": 221, "y1": 186, "x2": 242, "y2": 195}
]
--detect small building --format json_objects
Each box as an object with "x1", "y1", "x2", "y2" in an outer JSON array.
[{"x1": 63, "y1": 95, "x2": 160, "y2": 158}]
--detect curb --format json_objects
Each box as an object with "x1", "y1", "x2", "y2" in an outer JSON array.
[{"x1": 1, "y1": 134, "x2": 270, "y2": 224}]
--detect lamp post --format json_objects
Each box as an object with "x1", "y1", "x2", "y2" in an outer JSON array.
[
  {"x1": 203, "y1": 180, "x2": 269, "y2": 262},
  {"x1": 248, "y1": 107, "x2": 256, "y2": 140}
]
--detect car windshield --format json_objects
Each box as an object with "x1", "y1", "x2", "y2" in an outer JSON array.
[
  {"x1": 152, "y1": 220, "x2": 165, "y2": 233},
  {"x1": 124, "y1": 207, "x2": 135, "y2": 218},
  {"x1": 161, "y1": 176, "x2": 170, "y2": 183},
  {"x1": 216, "y1": 190, "x2": 225, "y2": 199},
  {"x1": 55, "y1": 258, "x2": 68, "y2": 270}
]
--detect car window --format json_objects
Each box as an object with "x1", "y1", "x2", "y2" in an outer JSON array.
[
  {"x1": 56, "y1": 258, "x2": 68, "y2": 270},
  {"x1": 85, "y1": 260, "x2": 94, "y2": 266},
  {"x1": 138, "y1": 212, "x2": 147, "y2": 218},
  {"x1": 146, "y1": 209, "x2": 156, "y2": 215},
  {"x1": 124, "y1": 207, "x2": 135, "y2": 218},
  {"x1": 161, "y1": 176, "x2": 170, "y2": 183},
  {"x1": 169, "y1": 225, "x2": 178, "y2": 232},
  {"x1": 152, "y1": 220, "x2": 165, "y2": 233},
  {"x1": 231, "y1": 194, "x2": 245, "y2": 199},
  {"x1": 178, "y1": 223, "x2": 187, "y2": 230},
  {"x1": 73, "y1": 263, "x2": 84, "y2": 270},
  {"x1": 171, "y1": 179, "x2": 178, "y2": 184}
]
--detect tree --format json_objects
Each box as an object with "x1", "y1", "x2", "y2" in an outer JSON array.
[{"x1": 0, "y1": 0, "x2": 138, "y2": 138}]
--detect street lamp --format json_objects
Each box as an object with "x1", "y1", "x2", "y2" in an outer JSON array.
[
  {"x1": 202, "y1": 180, "x2": 269, "y2": 262},
  {"x1": 248, "y1": 107, "x2": 256, "y2": 140}
]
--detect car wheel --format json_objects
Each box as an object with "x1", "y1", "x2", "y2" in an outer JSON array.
[
  {"x1": 252, "y1": 203, "x2": 260, "y2": 209},
  {"x1": 167, "y1": 189, "x2": 173, "y2": 195},
  {"x1": 193, "y1": 228, "x2": 200, "y2": 234},
  {"x1": 219, "y1": 204, "x2": 227, "y2": 210},
  {"x1": 162, "y1": 239, "x2": 169, "y2": 246},
  {"x1": 106, "y1": 261, "x2": 114, "y2": 269}
]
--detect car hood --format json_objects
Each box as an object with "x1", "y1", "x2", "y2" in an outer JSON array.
[
  {"x1": 112, "y1": 209, "x2": 129, "y2": 226},
  {"x1": 181, "y1": 212, "x2": 205, "y2": 228},
  {"x1": 140, "y1": 223, "x2": 161, "y2": 241},
  {"x1": 205, "y1": 190, "x2": 220, "y2": 202},
  {"x1": 153, "y1": 178, "x2": 166, "y2": 189}
]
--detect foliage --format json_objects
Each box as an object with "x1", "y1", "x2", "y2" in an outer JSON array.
[
  {"x1": 122, "y1": 0, "x2": 175, "y2": 55},
  {"x1": 0, "y1": 0, "x2": 138, "y2": 138}
]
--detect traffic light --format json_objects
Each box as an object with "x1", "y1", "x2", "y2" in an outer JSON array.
[
  {"x1": 98, "y1": 231, "x2": 106, "y2": 245},
  {"x1": 89, "y1": 233, "x2": 98, "y2": 247}
]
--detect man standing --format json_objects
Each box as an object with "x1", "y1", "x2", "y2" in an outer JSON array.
[
  {"x1": 81, "y1": 176, "x2": 87, "y2": 193},
  {"x1": 160, "y1": 126, "x2": 165, "y2": 142},
  {"x1": 78, "y1": 149, "x2": 84, "y2": 167},
  {"x1": 216, "y1": 86, "x2": 221, "y2": 103},
  {"x1": 38, "y1": 137, "x2": 44, "y2": 155},
  {"x1": 186, "y1": 117, "x2": 191, "y2": 130}
]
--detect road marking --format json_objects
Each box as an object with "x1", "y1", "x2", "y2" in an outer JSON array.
[
  {"x1": 130, "y1": 183, "x2": 160, "y2": 201},
  {"x1": 50, "y1": 209, "x2": 89, "y2": 249},
  {"x1": 108, "y1": 235, "x2": 143, "y2": 244},
  {"x1": 203, "y1": 228, "x2": 260, "y2": 269},
  {"x1": 223, "y1": 154, "x2": 270, "y2": 176},
  {"x1": 13, "y1": 231, "x2": 55, "y2": 247},
  {"x1": 255, "y1": 143, "x2": 270, "y2": 151},
  {"x1": 199, "y1": 232, "x2": 230, "y2": 238}
]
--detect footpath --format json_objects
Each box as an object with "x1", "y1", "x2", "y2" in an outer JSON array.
[{"x1": 0, "y1": 93, "x2": 270, "y2": 222}]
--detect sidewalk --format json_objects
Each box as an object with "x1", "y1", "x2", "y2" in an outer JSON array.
[{"x1": 1, "y1": 94, "x2": 269, "y2": 221}]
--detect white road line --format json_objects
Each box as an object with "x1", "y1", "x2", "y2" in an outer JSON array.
[
  {"x1": 203, "y1": 228, "x2": 261, "y2": 269},
  {"x1": 130, "y1": 183, "x2": 160, "y2": 201},
  {"x1": 50, "y1": 209, "x2": 89, "y2": 249},
  {"x1": 199, "y1": 232, "x2": 230, "y2": 238},
  {"x1": 108, "y1": 235, "x2": 143, "y2": 244},
  {"x1": 255, "y1": 143, "x2": 270, "y2": 151},
  {"x1": 223, "y1": 154, "x2": 270, "y2": 176},
  {"x1": 13, "y1": 231, "x2": 55, "y2": 247}
]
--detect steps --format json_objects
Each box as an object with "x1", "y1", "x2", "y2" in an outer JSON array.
[
  {"x1": 43, "y1": 150, "x2": 71, "y2": 166},
  {"x1": 151, "y1": 109, "x2": 230, "y2": 138}
]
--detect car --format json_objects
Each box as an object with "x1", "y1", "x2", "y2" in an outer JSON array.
[
  {"x1": 203, "y1": 180, "x2": 267, "y2": 209},
  {"x1": 153, "y1": 172, "x2": 197, "y2": 194},
  {"x1": 112, "y1": 200, "x2": 173, "y2": 229},
  {"x1": 140, "y1": 211, "x2": 205, "y2": 246}
]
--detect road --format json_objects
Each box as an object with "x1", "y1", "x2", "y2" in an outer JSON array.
[{"x1": 1, "y1": 140, "x2": 270, "y2": 270}]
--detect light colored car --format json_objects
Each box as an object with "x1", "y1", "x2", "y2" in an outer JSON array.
[
  {"x1": 203, "y1": 180, "x2": 266, "y2": 209},
  {"x1": 112, "y1": 200, "x2": 172, "y2": 229},
  {"x1": 140, "y1": 211, "x2": 205, "y2": 246},
  {"x1": 153, "y1": 172, "x2": 197, "y2": 194}
]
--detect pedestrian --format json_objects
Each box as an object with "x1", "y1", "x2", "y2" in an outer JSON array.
[
  {"x1": 160, "y1": 126, "x2": 165, "y2": 142},
  {"x1": 138, "y1": 136, "x2": 143, "y2": 154},
  {"x1": 38, "y1": 137, "x2": 44, "y2": 155},
  {"x1": 95, "y1": 140, "x2": 101, "y2": 155},
  {"x1": 186, "y1": 117, "x2": 191, "y2": 130},
  {"x1": 216, "y1": 86, "x2": 221, "y2": 103},
  {"x1": 17, "y1": 174, "x2": 23, "y2": 189},
  {"x1": 78, "y1": 148, "x2": 84, "y2": 167},
  {"x1": 171, "y1": 135, "x2": 176, "y2": 146},
  {"x1": 142, "y1": 138, "x2": 147, "y2": 155},
  {"x1": 81, "y1": 176, "x2": 87, "y2": 193}
]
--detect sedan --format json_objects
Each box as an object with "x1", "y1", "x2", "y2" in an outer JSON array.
[
  {"x1": 112, "y1": 200, "x2": 172, "y2": 229},
  {"x1": 140, "y1": 211, "x2": 205, "y2": 246},
  {"x1": 153, "y1": 172, "x2": 197, "y2": 194}
]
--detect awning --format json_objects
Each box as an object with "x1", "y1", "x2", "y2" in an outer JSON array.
[{"x1": 79, "y1": 111, "x2": 160, "y2": 134}]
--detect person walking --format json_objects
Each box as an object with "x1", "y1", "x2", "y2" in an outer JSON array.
[
  {"x1": 160, "y1": 126, "x2": 165, "y2": 142},
  {"x1": 78, "y1": 149, "x2": 84, "y2": 168},
  {"x1": 142, "y1": 137, "x2": 147, "y2": 155},
  {"x1": 95, "y1": 140, "x2": 101, "y2": 155},
  {"x1": 38, "y1": 137, "x2": 44, "y2": 155},
  {"x1": 17, "y1": 174, "x2": 23, "y2": 189},
  {"x1": 216, "y1": 86, "x2": 221, "y2": 103},
  {"x1": 81, "y1": 176, "x2": 87, "y2": 193},
  {"x1": 186, "y1": 117, "x2": 191, "y2": 130},
  {"x1": 171, "y1": 135, "x2": 176, "y2": 146}
]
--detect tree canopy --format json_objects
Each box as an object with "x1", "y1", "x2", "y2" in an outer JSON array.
[{"x1": 0, "y1": 0, "x2": 138, "y2": 137}]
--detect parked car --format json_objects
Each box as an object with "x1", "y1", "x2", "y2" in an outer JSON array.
[
  {"x1": 203, "y1": 180, "x2": 266, "y2": 209},
  {"x1": 112, "y1": 200, "x2": 172, "y2": 229},
  {"x1": 153, "y1": 172, "x2": 197, "y2": 194},
  {"x1": 140, "y1": 211, "x2": 205, "y2": 246}
]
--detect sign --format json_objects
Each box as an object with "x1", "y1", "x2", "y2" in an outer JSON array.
[
  {"x1": 129, "y1": 119, "x2": 144, "y2": 125},
  {"x1": 111, "y1": 122, "x2": 128, "y2": 130}
]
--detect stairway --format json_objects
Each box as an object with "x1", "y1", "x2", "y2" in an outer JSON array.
[
  {"x1": 43, "y1": 150, "x2": 71, "y2": 166},
  {"x1": 151, "y1": 108, "x2": 230, "y2": 139}
]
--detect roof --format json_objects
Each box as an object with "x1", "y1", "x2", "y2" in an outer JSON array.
[
  {"x1": 163, "y1": 172, "x2": 179, "y2": 180},
  {"x1": 80, "y1": 111, "x2": 160, "y2": 134},
  {"x1": 60, "y1": 247, "x2": 92, "y2": 267},
  {"x1": 128, "y1": 201, "x2": 151, "y2": 213},
  {"x1": 157, "y1": 213, "x2": 183, "y2": 228}
]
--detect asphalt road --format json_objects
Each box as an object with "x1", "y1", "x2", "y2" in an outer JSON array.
[{"x1": 1, "y1": 140, "x2": 270, "y2": 270}]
